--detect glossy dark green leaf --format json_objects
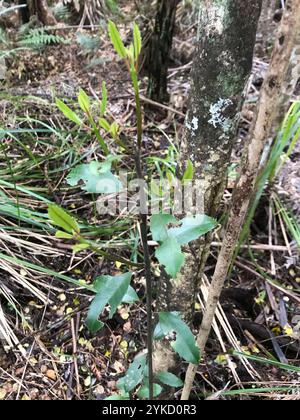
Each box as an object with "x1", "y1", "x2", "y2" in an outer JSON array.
[
  {"x1": 157, "y1": 312, "x2": 200, "y2": 364},
  {"x1": 86, "y1": 273, "x2": 132, "y2": 332},
  {"x1": 169, "y1": 215, "x2": 217, "y2": 245},
  {"x1": 137, "y1": 383, "x2": 162, "y2": 399},
  {"x1": 66, "y1": 160, "x2": 122, "y2": 194},
  {"x1": 117, "y1": 354, "x2": 147, "y2": 393},
  {"x1": 150, "y1": 213, "x2": 177, "y2": 242},
  {"x1": 156, "y1": 371, "x2": 183, "y2": 388},
  {"x1": 155, "y1": 237, "x2": 184, "y2": 278}
]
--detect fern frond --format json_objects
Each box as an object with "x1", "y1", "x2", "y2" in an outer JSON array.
[{"x1": 19, "y1": 28, "x2": 69, "y2": 48}]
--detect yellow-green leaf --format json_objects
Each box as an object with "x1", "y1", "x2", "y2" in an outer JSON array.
[
  {"x1": 108, "y1": 21, "x2": 127, "y2": 59},
  {"x1": 78, "y1": 88, "x2": 90, "y2": 113},
  {"x1": 133, "y1": 23, "x2": 142, "y2": 61},
  {"x1": 48, "y1": 205, "x2": 80, "y2": 234},
  {"x1": 56, "y1": 99, "x2": 82, "y2": 125}
]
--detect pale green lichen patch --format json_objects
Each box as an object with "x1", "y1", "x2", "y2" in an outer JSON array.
[{"x1": 208, "y1": 98, "x2": 233, "y2": 133}]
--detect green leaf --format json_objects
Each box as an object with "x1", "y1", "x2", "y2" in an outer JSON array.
[
  {"x1": 150, "y1": 214, "x2": 177, "y2": 242},
  {"x1": 72, "y1": 243, "x2": 90, "y2": 253},
  {"x1": 169, "y1": 215, "x2": 217, "y2": 246},
  {"x1": 117, "y1": 354, "x2": 147, "y2": 393},
  {"x1": 127, "y1": 44, "x2": 135, "y2": 63},
  {"x1": 110, "y1": 121, "x2": 119, "y2": 139},
  {"x1": 56, "y1": 99, "x2": 82, "y2": 125},
  {"x1": 133, "y1": 23, "x2": 142, "y2": 61},
  {"x1": 55, "y1": 230, "x2": 74, "y2": 239},
  {"x1": 100, "y1": 81, "x2": 108, "y2": 116},
  {"x1": 48, "y1": 204, "x2": 80, "y2": 234},
  {"x1": 78, "y1": 89, "x2": 90, "y2": 113},
  {"x1": 155, "y1": 237, "x2": 184, "y2": 278},
  {"x1": 108, "y1": 21, "x2": 127, "y2": 59},
  {"x1": 122, "y1": 286, "x2": 139, "y2": 303},
  {"x1": 86, "y1": 272, "x2": 132, "y2": 332},
  {"x1": 99, "y1": 118, "x2": 111, "y2": 132},
  {"x1": 157, "y1": 312, "x2": 200, "y2": 364},
  {"x1": 156, "y1": 371, "x2": 183, "y2": 388},
  {"x1": 137, "y1": 383, "x2": 162, "y2": 399},
  {"x1": 182, "y1": 159, "x2": 194, "y2": 183},
  {"x1": 66, "y1": 161, "x2": 122, "y2": 194}
]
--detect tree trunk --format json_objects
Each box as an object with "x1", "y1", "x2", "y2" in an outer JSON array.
[
  {"x1": 19, "y1": 0, "x2": 57, "y2": 25},
  {"x1": 154, "y1": 0, "x2": 262, "y2": 371},
  {"x1": 181, "y1": 0, "x2": 300, "y2": 398},
  {"x1": 147, "y1": 0, "x2": 180, "y2": 102}
]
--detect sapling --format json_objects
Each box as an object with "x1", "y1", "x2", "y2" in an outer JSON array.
[{"x1": 49, "y1": 21, "x2": 217, "y2": 400}]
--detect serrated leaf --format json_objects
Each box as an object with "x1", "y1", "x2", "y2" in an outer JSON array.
[
  {"x1": 150, "y1": 214, "x2": 177, "y2": 242},
  {"x1": 66, "y1": 161, "x2": 122, "y2": 194},
  {"x1": 157, "y1": 312, "x2": 200, "y2": 364},
  {"x1": 155, "y1": 237, "x2": 184, "y2": 278},
  {"x1": 108, "y1": 21, "x2": 127, "y2": 59},
  {"x1": 78, "y1": 88, "x2": 90, "y2": 113},
  {"x1": 48, "y1": 204, "x2": 80, "y2": 234},
  {"x1": 56, "y1": 99, "x2": 82, "y2": 125},
  {"x1": 99, "y1": 118, "x2": 111, "y2": 132},
  {"x1": 169, "y1": 214, "x2": 217, "y2": 246},
  {"x1": 133, "y1": 23, "x2": 142, "y2": 61},
  {"x1": 182, "y1": 159, "x2": 194, "y2": 183},
  {"x1": 117, "y1": 354, "x2": 147, "y2": 393},
  {"x1": 156, "y1": 371, "x2": 183, "y2": 388},
  {"x1": 100, "y1": 81, "x2": 108, "y2": 116},
  {"x1": 86, "y1": 272, "x2": 132, "y2": 332},
  {"x1": 55, "y1": 230, "x2": 74, "y2": 239},
  {"x1": 137, "y1": 383, "x2": 162, "y2": 399}
]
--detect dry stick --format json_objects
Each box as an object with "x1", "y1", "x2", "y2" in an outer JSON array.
[{"x1": 181, "y1": 1, "x2": 300, "y2": 400}]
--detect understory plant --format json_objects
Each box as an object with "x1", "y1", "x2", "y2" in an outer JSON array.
[{"x1": 48, "y1": 21, "x2": 217, "y2": 400}]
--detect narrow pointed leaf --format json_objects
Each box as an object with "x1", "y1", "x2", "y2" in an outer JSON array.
[
  {"x1": 56, "y1": 99, "x2": 82, "y2": 125},
  {"x1": 48, "y1": 204, "x2": 79, "y2": 234},
  {"x1": 108, "y1": 21, "x2": 127, "y2": 59},
  {"x1": 133, "y1": 23, "x2": 142, "y2": 61},
  {"x1": 78, "y1": 88, "x2": 90, "y2": 113},
  {"x1": 100, "y1": 81, "x2": 108, "y2": 116}
]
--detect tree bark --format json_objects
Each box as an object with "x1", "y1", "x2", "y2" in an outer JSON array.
[
  {"x1": 157, "y1": 0, "x2": 262, "y2": 321},
  {"x1": 19, "y1": 0, "x2": 57, "y2": 25},
  {"x1": 181, "y1": 0, "x2": 300, "y2": 399},
  {"x1": 147, "y1": 0, "x2": 180, "y2": 102},
  {"x1": 154, "y1": 0, "x2": 262, "y2": 373}
]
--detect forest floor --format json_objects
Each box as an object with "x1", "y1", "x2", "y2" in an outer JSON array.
[{"x1": 0, "y1": 2, "x2": 299, "y2": 400}]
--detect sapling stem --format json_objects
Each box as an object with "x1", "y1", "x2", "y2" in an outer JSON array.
[{"x1": 130, "y1": 65, "x2": 154, "y2": 401}]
